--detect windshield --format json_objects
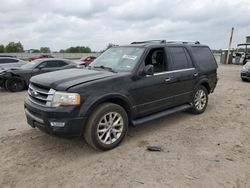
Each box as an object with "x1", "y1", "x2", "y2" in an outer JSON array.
[
  {"x1": 90, "y1": 47, "x2": 145, "y2": 72},
  {"x1": 21, "y1": 60, "x2": 41, "y2": 69}
]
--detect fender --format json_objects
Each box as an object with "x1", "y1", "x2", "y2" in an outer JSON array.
[
  {"x1": 79, "y1": 93, "x2": 136, "y2": 120},
  {"x1": 195, "y1": 77, "x2": 211, "y2": 93}
]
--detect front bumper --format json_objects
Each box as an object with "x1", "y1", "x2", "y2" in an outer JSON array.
[
  {"x1": 24, "y1": 97, "x2": 86, "y2": 137},
  {"x1": 241, "y1": 71, "x2": 250, "y2": 81}
]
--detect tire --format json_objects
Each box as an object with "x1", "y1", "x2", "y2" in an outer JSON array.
[
  {"x1": 241, "y1": 77, "x2": 248, "y2": 82},
  {"x1": 5, "y1": 77, "x2": 25, "y2": 92},
  {"x1": 189, "y1": 85, "x2": 208, "y2": 114},
  {"x1": 84, "y1": 103, "x2": 128, "y2": 151}
]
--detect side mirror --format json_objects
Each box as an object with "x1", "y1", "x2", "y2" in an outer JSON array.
[{"x1": 142, "y1": 65, "x2": 154, "y2": 76}]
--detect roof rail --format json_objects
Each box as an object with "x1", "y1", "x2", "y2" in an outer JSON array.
[
  {"x1": 131, "y1": 40, "x2": 166, "y2": 44},
  {"x1": 166, "y1": 41, "x2": 200, "y2": 44}
]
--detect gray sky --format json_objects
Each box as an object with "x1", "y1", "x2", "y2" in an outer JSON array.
[{"x1": 0, "y1": 0, "x2": 250, "y2": 51}]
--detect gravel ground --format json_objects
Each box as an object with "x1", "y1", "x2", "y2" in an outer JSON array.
[{"x1": 0, "y1": 65, "x2": 250, "y2": 188}]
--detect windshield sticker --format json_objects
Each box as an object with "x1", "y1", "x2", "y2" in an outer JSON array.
[{"x1": 122, "y1": 55, "x2": 137, "y2": 60}]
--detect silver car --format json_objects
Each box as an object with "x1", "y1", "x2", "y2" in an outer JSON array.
[{"x1": 0, "y1": 57, "x2": 27, "y2": 69}]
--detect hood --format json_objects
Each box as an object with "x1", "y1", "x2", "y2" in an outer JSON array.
[{"x1": 30, "y1": 68, "x2": 115, "y2": 91}]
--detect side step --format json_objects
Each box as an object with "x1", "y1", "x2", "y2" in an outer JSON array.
[{"x1": 132, "y1": 104, "x2": 192, "y2": 126}]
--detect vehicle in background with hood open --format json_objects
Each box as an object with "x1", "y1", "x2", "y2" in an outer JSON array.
[
  {"x1": 28, "y1": 54, "x2": 54, "y2": 62},
  {"x1": 0, "y1": 58, "x2": 77, "y2": 92}
]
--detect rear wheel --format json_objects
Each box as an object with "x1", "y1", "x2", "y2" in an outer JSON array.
[
  {"x1": 241, "y1": 77, "x2": 248, "y2": 82},
  {"x1": 84, "y1": 103, "x2": 128, "y2": 151},
  {"x1": 189, "y1": 85, "x2": 208, "y2": 114},
  {"x1": 5, "y1": 78, "x2": 25, "y2": 92}
]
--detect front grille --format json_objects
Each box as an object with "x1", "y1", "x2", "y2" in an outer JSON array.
[{"x1": 28, "y1": 83, "x2": 56, "y2": 107}]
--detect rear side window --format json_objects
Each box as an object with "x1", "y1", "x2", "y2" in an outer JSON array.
[
  {"x1": 169, "y1": 47, "x2": 193, "y2": 70},
  {"x1": 0, "y1": 58, "x2": 18, "y2": 64},
  {"x1": 57, "y1": 61, "x2": 68, "y2": 67},
  {"x1": 191, "y1": 47, "x2": 217, "y2": 72}
]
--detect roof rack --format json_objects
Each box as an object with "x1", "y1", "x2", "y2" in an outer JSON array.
[
  {"x1": 166, "y1": 41, "x2": 200, "y2": 44},
  {"x1": 130, "y1": 40, "x2": 200, "y2": 45},
  {"x1": 131, "y1": 40, "x2": 166, "y2": 44}
]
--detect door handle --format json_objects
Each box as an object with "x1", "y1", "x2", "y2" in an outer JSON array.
[
  {"x1": 165, "y1": 78, "x2": 171, "y2": 82},
  {"x1": 193, "y1": 73, "x2": 198, "y2": 77}
]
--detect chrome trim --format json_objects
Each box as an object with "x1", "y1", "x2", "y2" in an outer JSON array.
[
  {"x1": 28, "y1": 89, "x2": 49, "y2": 101},
  {"x1": 28, "y1": 84, "x2": 56, "y2": 107},
  {"x1": 154, "y1": 68, "x2": 195, "y2": 76},
  {"x1": 25, "y1": 108, "x2": 44, "y2": 124},
  {"x1": 29, "y1": 84, "x2": 49, "y2": 95}
]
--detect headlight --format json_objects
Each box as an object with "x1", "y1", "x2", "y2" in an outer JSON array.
[{"x1": 51, "y1": 92, "x2": 81, "y2": 107}]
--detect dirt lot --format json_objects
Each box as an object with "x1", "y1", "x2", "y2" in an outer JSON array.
[{"x1": 0, "y1": 65, "x2": 250, "y2": 188}]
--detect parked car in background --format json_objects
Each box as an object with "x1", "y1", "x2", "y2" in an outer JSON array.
[
  {"x1": 29, "y1": 54, "x2": 54, "y2": 61},
  {"x1": 0, "y1": 58, "x2": 77, "y2": 92},
  {"x1": 24, "y1": 40, "x2": 218, "y2": 151},
  {"x1": 0, "y1": 55, "x2": 17, "y2": 58},
  {"x1": 0, "y1": 57, "x2": 27, "y2": 69},
  {"x1": 241, "y1": 61, "x2": 250, "y2": 81},
  {"x1": 80, "y1": 56, "x2": 96, "y2": 66}
]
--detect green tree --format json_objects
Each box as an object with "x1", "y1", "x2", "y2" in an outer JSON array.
[
  {"x1": 104, "y1": 43, "x2": 118, "y2": 51},
  {"x1": 5, "y1": 41, "x2": 24, "y2": 53},
  {"x1": 32, "y1": 49, "x2": 40, "y2": 53},
  {"x1": 40, "y1": 47, "x2": 51, "y2": 53},
  {"x1": 61, "y1": 46, "x2": 91, "y2": 53},
  {"x1": 0, "y1": 45, "x2": 4, "y2": 53}
]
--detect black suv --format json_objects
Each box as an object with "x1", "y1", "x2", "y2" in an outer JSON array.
[{"x1": 24, "y1": 40, "x2": 218, "y2": 150}]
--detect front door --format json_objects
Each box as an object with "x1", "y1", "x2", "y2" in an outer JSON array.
[
  {"x1": 134, "y1": 47, "x2": 175, "y2": 116},
  {"x1": 32, "y1": 60, "x2": 61, "y2": 76}
]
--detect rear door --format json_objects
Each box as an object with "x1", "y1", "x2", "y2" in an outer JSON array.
[{"x1": 167, "y1": 46, "x2": 197, "y2": 105}]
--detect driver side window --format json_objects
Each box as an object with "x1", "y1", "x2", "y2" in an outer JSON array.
[{"x1": 145, "y1": 48, "x2": 166, "y2": 73}]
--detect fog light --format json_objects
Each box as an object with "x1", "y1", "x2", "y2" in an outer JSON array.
[{"x1": 50, "y1": 122, "x2": 65, "y2": 127}]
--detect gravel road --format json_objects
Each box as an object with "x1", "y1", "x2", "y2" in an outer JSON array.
[{"x1": 0, "y1": 65, "x2": 250, "y2": 188}]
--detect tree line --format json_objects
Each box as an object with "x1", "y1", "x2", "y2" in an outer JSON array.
[
  {"x1": 0, "y1": 42, "x2": 24, "y2": 53},
  {"x1": 0, "y1": 41, "x2": 93, "y2": 53}
]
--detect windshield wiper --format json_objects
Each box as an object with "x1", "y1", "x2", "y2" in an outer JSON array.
[{"x1": 93, "y1": 65, "x2": 117, "y2": 73}]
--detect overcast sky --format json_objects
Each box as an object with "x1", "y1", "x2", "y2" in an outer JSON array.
[{"x1": 0, "y1": 0, "x2": 250, "y2": 51}]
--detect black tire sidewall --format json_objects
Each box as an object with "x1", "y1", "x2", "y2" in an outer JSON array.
[
  {"x1": 191, "y1": 86, "x2": 208, "y2": 114},
  {"x1": 88, "y1": 103, "x2": 128, "y2": 150},
  {"x1": 5, "y1": 78, "x2": 25, "y2": 92}
]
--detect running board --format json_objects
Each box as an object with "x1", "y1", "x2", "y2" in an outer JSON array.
[{"x1": 132, "y1": 104, "x2": 192, "y2": 126}]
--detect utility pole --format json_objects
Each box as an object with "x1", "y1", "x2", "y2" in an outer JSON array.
[{"x1": 226, "y1": 27, "x2": 234, "y2": 64}]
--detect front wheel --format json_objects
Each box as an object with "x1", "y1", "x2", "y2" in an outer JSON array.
[
  {"x1": 5, "y1": 78, "x2": 25, "y2": 92},
  {"x1": 84, "y1": 103, "x2": 128, "y2": 151},
  {"x1": 189, "y1": 86, "x2": 208, "y2": 114}
]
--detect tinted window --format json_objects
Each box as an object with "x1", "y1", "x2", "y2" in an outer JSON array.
[
  {"x1": 38, "y1": 61, "x2": 57, "y2": 68},
  {"x1": 57, "y1": 61, "x2": 68, "y2": 67},
  {"x1": 191, "y1": 47, "x2": 217, "y2": 72},
  {"x1": 0, "y1": 58, "x2": 18, "y2": 64},
  {"x1": 169, "y1": 47, "x2": 193, "y2": 70}
]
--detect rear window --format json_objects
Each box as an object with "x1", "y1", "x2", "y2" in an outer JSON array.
[{"x1": 191, "y1": 47, "x2": 217, "y2": 72}]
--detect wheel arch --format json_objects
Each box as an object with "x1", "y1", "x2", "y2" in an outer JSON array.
[
  {"x1": 196, "y1": 79, "x2": 211, "y2": 94},
  {"x1": 82, "y1": 94, "x2": 134, "y2": 124}
]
